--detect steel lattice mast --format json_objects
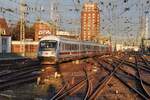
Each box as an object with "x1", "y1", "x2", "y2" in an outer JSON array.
[{"x1": 20, "y1": 0, "x2": 25, "y2": 56}]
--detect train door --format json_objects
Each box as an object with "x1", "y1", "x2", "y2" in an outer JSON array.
[{"x1": 0, "y1": 36, "x2": 11, "y2": 53}]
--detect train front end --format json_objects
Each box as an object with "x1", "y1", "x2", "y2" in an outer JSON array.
[{"x1": 38, "y1": 40, "x2": 58, "y2": 64}]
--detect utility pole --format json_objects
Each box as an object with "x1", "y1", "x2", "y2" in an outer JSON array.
[
  {"x1": 20, "y1": 0, "x2": 25, "y2": 56},
  {"x1": 50, "y1": 0, "x2": 60, "y2": 27},
  {"x1": 145, "y1": 12, "x2": 149, "y2": 39}
]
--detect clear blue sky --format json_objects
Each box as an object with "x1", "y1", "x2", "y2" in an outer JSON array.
[{"x1": 0, "y1": 0, "x2": 150, "y2": 42}]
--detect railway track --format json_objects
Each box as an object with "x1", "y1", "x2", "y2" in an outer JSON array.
[
  {"x1": 83, "y1": 69, "x2": 92, "y2": 100},
  {"x1": 102, "y1": 58, "x2": 150, "y2": 86},
  {"x1": 48, "y1": 66, "x2": 93, "y2": 100},
  {"x1": 93, "y1": 54, "x2": 150, "y2": 100},
  {"x1": 87, "y1": 56, "x2": 126, "y2": 100},
  {"x1": 0, "y1": 59, "x2": 41, "y2": 90},
  {"x1": 37, "y1": 52, "x2": 150, "y2": 99},
  {"x1": 135, "y1": 55, "x2": 150, "y2": 98}
]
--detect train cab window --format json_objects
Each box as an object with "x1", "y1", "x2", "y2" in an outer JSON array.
[{"x1": 40, "y1": 40, "x2": 57, "y2": 50}]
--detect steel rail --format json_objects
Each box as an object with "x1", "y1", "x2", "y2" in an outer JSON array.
[
  {"x1": 54, "y1": 78, "x2": 88, "y2": 99},
  {"x1": 94, "y1": 57, "x2": 149, "y2": 100},
  {"x1": 83, "y1": 69, "x2": 92, "y2": 100},
  {"x1": 84, "y1": 80, "x2": 92, "y2": 100},
  {"x1": 135, "y1": 56, "x2": 150, "y2": 98},
  {"x1": 0, "y1": 64, "x2": 41, "y2": 78},
  {"x1": 113, "y1": 57, "x2": 150, "y2": 73},
  {"x1": 50, "y1": 82, "x2": 69, "y2": 100},
  {"x1": 88, "y1": 56, "x2": 125, "y2": 100},
  {"x1": 139, "y1": 55, "x2": 150, "y2": 68},
  {"x1": 100, "y1": 58, "x2": 150, "y2": 86},
  {"x1": 0, "y1": 67, "x2": 40, "y2": 84},
  {"x1": 0, "y1": 74, "x2": 38, "y2": 90},
  {"x1": 53, "y1": 67, "x2": 91, "y2": 100}
]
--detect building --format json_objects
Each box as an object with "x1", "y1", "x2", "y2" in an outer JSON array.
[
  {"x1": 115, "y1": 44, "x2": 139, "y2": 52},
  {"x1": 0, "y1": 35, "x2": 11, "y2": 53},
  {"x1": 11, "y1": 40, "x2": 38, "y2": 57},
  {"x1": 56, "y1": 31, "x2": 79, "y2": 39},
  {"x1": 34, "y1": 21, "x2": 57, "y2": 41},
  {"x1": 0, "y1": 18, "x2": 9, "y2": 35},
  {"x1": 81, "y1": 3, "x2": 100, "y2": 42}
]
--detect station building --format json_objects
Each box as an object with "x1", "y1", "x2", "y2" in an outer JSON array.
[
  {"x1": 34, "y1": 21, "x2": 57, "y2": 41},
  {"x1": 56, "y1": 31, "x2": 79, "y2": 39},
  {"x1": 11, "y1": 21, "x2": 57, "y2": 57},
  {"x1": 0, "y1": 18, "x2": 11, "y2": 53},
  {"x1": 11, "y1": 40, "x2": 38, "y2": 57},
  {"x1": 0, "y1": 35, "x2": 11, "y2": 53}
]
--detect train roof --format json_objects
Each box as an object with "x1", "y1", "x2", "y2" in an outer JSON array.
[
  {"x1": 40, "y1": 35, "x2": 108, "y2": 46},
  {"x1": 40, "y1": 35, "x2": 77, "y2": 42}
]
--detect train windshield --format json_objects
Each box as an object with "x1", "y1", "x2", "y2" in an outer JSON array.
[{"x1": 39, "y1": 40, "x2": 57, "y2": 50}]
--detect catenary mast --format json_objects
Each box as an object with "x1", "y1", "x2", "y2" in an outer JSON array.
[{"x1": 20, "y1": 0, "x2": 25, "y2": 56}]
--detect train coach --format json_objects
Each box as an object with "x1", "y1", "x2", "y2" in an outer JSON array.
[{"x1": 37, "y1": 35, "x2": 110, "y2": 64}]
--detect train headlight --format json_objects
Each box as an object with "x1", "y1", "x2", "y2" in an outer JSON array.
[{"x1": 41, "y1": 69, "x2": 45, "y2": 72}]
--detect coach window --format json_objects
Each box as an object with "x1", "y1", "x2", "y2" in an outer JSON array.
[
  {"x1": 82, "y1": 45, "x2": 84, "y2": 51},
  {"x1": 68, "y1": 44, "x2": 70, "y2": 50},
  {"x1": 70, "y1": 44, "x2": 72, "y2": 50},
  {"x1": 61, "y1": 43, "x2": 62, "y2": 51},
  {"x1": 64, "y1": 43, "x2": 67, "y2": 51},
  {"x1": 62, "y1": 43, "x2": 64, "y2": 51},
  {"x1": 67, "y1": 44, "x2": 69, "y2": 50},
  {"x1": 73, "y1": 44, "x2": 75, "y2": 50},
  {"x1": 77, "y1": 45, "x2": 79, "y2": 50},
  {"x1": 74, "y1": 44, "x2": 76, "y2": 50},
  {"x1": 80, "y1": 45, "x2": 82, "y2": 51},
  {"x1": 101, "y1": 47, "x2": 104, "y2": 51},
  {"x1": 72, "y1": 44, "x2": 74, "y2": 50},
  {"x1": 64, "y1": 44, "x2": 66, "y2": 50},
  {"x1": 75, "y1": 44, "x2": 77, "y2": 50}
]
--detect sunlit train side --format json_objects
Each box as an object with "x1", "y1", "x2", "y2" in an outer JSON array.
[{"x1": 37, "y1": 35, "x2": 109, "y2": 64}]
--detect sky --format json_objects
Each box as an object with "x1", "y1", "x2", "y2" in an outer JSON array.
[{"x1": 0, "y1": 0, "x2": 150, "y2": 43}]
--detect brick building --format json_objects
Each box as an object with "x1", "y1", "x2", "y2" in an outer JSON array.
[
  {"x1": 0, "y1": 18, "x2": 9, "y2": 35},
  {"x1": 34, "y1": 21, "x2": 57, "y2": 41},
  {"x1": 11, "y1": 41, "x2": 38, "y2": 57},
  {"x1": 81, "y1": 3, "x2": 100, "y2": 42}
]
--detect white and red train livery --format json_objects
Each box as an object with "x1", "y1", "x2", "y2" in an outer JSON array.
[{"x1": 37, "y1": 35, "x2": 110, "y2": 64}]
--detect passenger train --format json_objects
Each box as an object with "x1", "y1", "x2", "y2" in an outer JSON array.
[{"x1": 37, "y1": 35, "x2": 110, "y2": 64}]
